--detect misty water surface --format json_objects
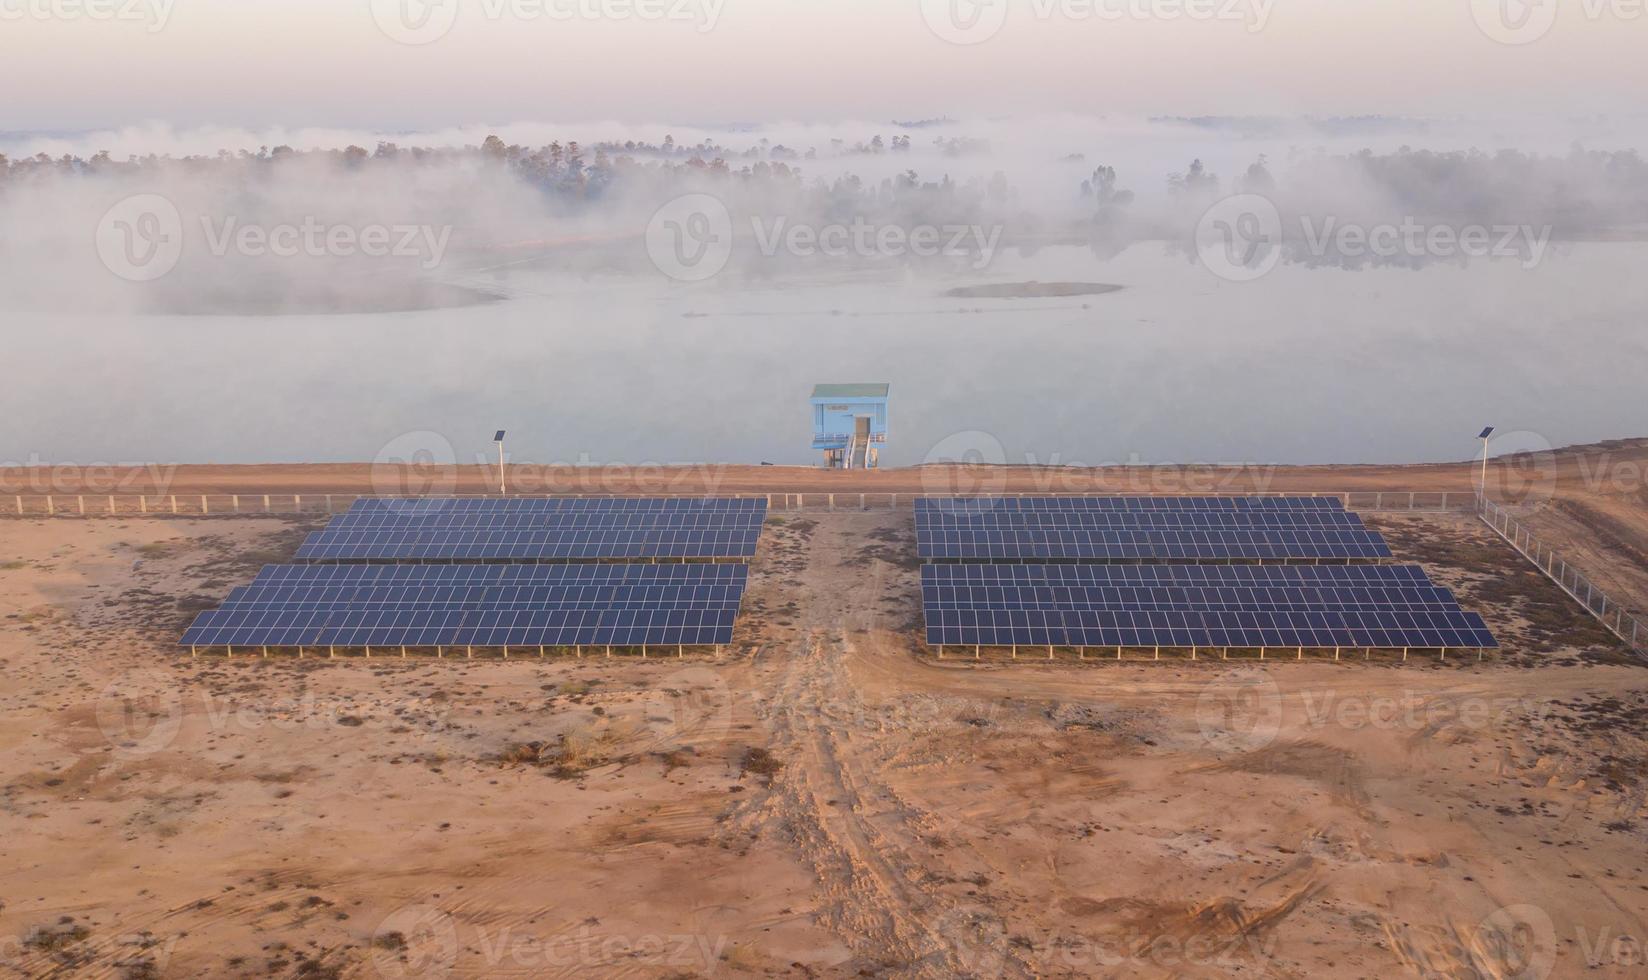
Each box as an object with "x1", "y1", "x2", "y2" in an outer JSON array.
[{"x1": 6, "y1": 242, "x2": 1646, "y2": 469}]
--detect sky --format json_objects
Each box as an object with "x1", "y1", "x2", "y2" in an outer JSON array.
[{"x1": 0, "y1": 0, "x2": 1644, "y2": 133}]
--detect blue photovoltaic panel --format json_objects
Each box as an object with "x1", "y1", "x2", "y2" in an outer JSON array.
[
  {"x1": 182, "y1": 563, "x2": 748, "y2": 648},
  {"x1": 917, "y1": 527, "x2": 1392, "y2": 562},
  {"x1": 923, "y1": 607, "x2": 1497, "y2": 650},
  {"x1": 917, "y1": 496, "x2": 1345, "y2": 514},
  {"x1": 336, "y1": 497, "x2": 765, "y2": 524},
  {"x1": 296, "y1": 528, "x2": 762, "y2": 562},
  {"x1": 297, "y1": 497, "x2": 766, "y2": 562},
  {"x1": 920, "y1": 564, "x2": 1497, "y2": 650},
  {"x1": 915, "y1": 510, "x2": 1367, "y2": 529},
  {"x1": 914, "y1": 496, "x2": 1389, "y2": 562},
  {"x1": 182, "y1": 608, "x2": 737, "y2": 649},
  {"x1": 219, "y1": 563, "x2": 746, "y2": 611}
]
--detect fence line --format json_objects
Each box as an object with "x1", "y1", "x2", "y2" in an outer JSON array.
[
  {"x1": 1479, "y1": 496, "x2": 1645, "y2": 658},
  {"x1": 3, "y1": 489, "x2": 1472, "y2": 517}
]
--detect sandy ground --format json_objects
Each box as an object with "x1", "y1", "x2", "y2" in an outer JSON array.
[{"x1": 2, "y1": 498, "x2": 1647, "y2": 979}]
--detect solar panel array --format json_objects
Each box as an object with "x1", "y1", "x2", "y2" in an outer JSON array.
[
  {"x1": 915, "y1": 495, "x2": 1390, "y2": 562},
  {"x1": 183, "y1": 497, "x2": 764, "y2": 652},
  {"x1": 917, "y1": 497, "x2": 1497, "y2": 652},
  {"x1": 298, "y1": 497, "x2": 766, "y2": 562}
]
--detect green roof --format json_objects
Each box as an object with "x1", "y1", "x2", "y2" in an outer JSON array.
[{"x1": 811, "y1": 383, "x2": 889, "y2": 399}]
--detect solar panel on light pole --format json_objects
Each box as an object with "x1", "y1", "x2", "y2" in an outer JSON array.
[
  {"x1": 1477, "y1": 427, "x2": 1495, "y2": 506},
  {"x1": 494, "y1": 431, "x2": 507, "y2": 496}
]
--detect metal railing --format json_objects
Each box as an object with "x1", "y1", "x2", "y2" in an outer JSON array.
[
  {"x1": 3, "y1": 489, "x2": 1477, "y2": 517},
  {"x1": 1479, "y1": 496, "x2": 1646, "y2": 657}
]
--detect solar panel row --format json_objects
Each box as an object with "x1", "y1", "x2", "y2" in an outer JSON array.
[
  {"x1": 181, "y1": 498, "x2": 763, "y2": 650},
  {"x1": 295, "y1": 528, "x2": 762, "y2": 562},
  {"x1": 349, "y1": 497, "x2": 764, "y2": 513},
  {"x1": 327, "y1": 512, "x2": 767, "y2": 530},
  {"x1": 925, "y1": 585, "x2": 1467, "y2": 612},
  {"x1": 918, "y1": 528, "x2": 1392, "y2": 562},
  {"x1": 917, "y1": 495, "x2": 1345, "y2": 514},
  {"x1": 297, "y1": 497, "x2": 768, "y2": 562},
  {"x1": 923, "y1": 608, "x2": 1497, "y2": 650},
  {"x1": 922, "y1": 563, "x2": 1429, "y2": 586},
  {"x1": 251, "y1": 562, "x2": 746, "y2": 587},
  {"x1": 183, "y1": 607, "x2": 736, "y2": 649},
  {"x1": 220, "y1": 564, "x2": 746, "y2": 611},
  {"x1": 915, "y1": 497, "x2": 1497, "y2": 651},
  {"x1": 915, "y1": 510, "x2": 1367, "y2": 529}
]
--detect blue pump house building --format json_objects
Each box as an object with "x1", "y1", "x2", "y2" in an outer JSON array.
[{"x1": 810, "y1": 384, "x2": 889, "y2": 469}]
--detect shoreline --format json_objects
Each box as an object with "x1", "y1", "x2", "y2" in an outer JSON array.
[{"x1": 5, "y1": 437, "x2": 1645, "y2": 496}]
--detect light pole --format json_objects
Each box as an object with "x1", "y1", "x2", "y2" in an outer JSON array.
[
  {"x1": 494, "y1": 430, "x2": 507, "y2": 495},
  {"x1": 1477, "y1": 426, "x2": 1495, "y2": 506}
]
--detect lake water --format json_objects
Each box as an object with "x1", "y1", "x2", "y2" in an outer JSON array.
[{"x1": 5, "y1": 242, "x2": 1646, "y2": 469}]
